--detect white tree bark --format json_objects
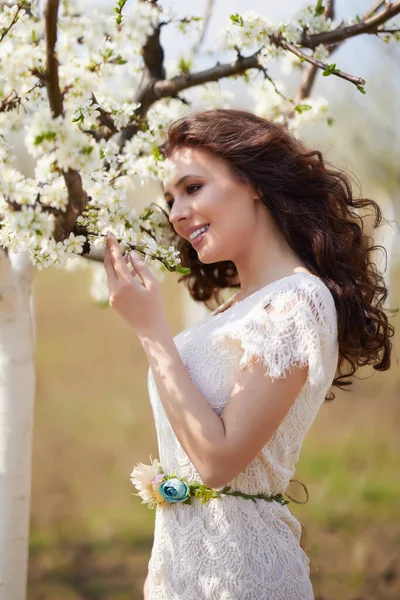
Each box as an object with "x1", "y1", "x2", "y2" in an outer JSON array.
[{"x1": 0, "y1": 250, "x2": 36, "y2": 600}]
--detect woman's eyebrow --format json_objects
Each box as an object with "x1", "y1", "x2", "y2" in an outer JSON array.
[{"x1": 163, "y1": 174, "x2": 202, "y2": 198}]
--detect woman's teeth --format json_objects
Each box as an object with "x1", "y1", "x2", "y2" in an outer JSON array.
[{"x1": 189, "y1": 225, "x2": 209, "y2": 240}]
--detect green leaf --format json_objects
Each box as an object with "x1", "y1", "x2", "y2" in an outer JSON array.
[
  {"x1": 34, "y1": 131, "x2": 57, "y2": 145},
  {"x1": 81, "y1": 145, "x2": 94, "y2": 156},
  {"x1": 152, "y1": 146, "x2": 163, "y2": 161},
  {"x1": 294, "y1": 103, "x2": 312, "y2": 114},
  {"x1": 322, "y1": 63, "x2": 339, "y2": 77},
  {"x1": 314, "y1": 0, "x2": 325, "y2": 16},
  {"x1": 178, "y1": 56, "x2": 192, "y2": 74},
  {"x1": 356, "y1": 85, "x2": 366, "y2": 95},
  {"x1": 230, "y1": 13, "x2": 244, "y2": 27},
  {"x1": 142, "y1": 208, "x2": 153, "y2": 221},
  {"x1": 175, "y1": 265, "x2": 191, "y2": 275},
  {"x1": 72, "y1": 111, "x2": 84, "y2": 124}
]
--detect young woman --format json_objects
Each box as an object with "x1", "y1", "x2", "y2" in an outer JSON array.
[{"x1": 104, "y1": 109, "x2": 395, "y2": 600}]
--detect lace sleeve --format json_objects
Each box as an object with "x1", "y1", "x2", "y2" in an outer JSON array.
[{"x1": 211, "y1": 279, "x2": 337, "y2": 388}]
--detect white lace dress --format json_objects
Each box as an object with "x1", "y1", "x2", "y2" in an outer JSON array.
[{"x1": 146, "y1": 272, "x2": 339, "y2": 600}]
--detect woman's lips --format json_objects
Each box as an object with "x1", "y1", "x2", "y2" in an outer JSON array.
[{"x1": 191, "y1": 225, "x2": 209, "y2": 248}]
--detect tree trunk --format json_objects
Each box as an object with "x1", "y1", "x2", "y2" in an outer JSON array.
[{"x1": 0, "y1": 249, "x2": 36, "y2": 600}]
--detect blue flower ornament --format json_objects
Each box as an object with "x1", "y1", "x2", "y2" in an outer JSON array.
[
  {"x1": 130, "y1": 456, "x2": 291, "y2": 509},
  {"x1": 159, "y1": 477, "x2": 190, "y2": 503}
]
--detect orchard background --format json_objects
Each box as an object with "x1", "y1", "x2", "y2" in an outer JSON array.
[{"x1": 0, "y1": 0, "x2": 399, "y2": 599}]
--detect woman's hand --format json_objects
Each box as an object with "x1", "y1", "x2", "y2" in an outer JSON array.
[{"x1": 104, "y1": 232, "x2": 168, "y2": 338}]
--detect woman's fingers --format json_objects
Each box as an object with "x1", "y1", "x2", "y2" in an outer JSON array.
[
  {"x1": 104, "y1": 238, "x2": 118, "y2": 289},
  {"x1": 129, "y1": 251, "x2": 155, "y2": 289},
  {"x1": 107, "y1": 233, "x2": 131, "y2": 279}
]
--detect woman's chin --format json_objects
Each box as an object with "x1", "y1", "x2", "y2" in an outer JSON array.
[{"x1": 197, "y1": 248, "x2": 228, "y2": 265}]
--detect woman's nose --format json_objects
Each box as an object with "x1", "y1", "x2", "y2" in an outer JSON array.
[{"x1": 168, "y1": 201, "x2": 192, "y2": 225}]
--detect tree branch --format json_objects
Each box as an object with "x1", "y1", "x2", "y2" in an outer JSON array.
[
  {"x1": 44, "y1": 0, "x2": 88, "y2": 241},
  {"x1": 44, "y1": 0, "x2": 63, "y2": 117},
  {"x1": 281, "y1": 40, "x2": 365, "y2": 86},
  {"x1": 293, "y1": 0, "x2": 394, "y2": 105},
  {"x1": 302, "y1": 1, "x2": 400, "y2": 48},
  {"x1": 153, "y1": 51, "x2": 262, "y2": 99},
  {"x1": 134, "y1": 0, "x2": 165, "y2": 116},
  {"x1": 91, "y1": 93, "x2": 118, "y2": 135},
  {"x1": 293, "y1": 0, "x2": 335, "y2": 106},
  {"x1": 117, "y1": 0, "x2": 399, "y2": 148},
  {"x1": 0, "y1": 4, "x2": 23, "y2": 42},
  {"x1": 366, "y1": 1, "x2": 389, "y2": 19},
  {"x1": 325, "y1": 0, "x2": 335, "y2": 21}
]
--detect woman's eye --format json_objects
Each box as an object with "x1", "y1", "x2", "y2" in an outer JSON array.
[
  {"x1": 166, "y1": 184, "x2": 201, "y2": 210},
  {"x1": 186, "y1": 184, "x2": 201, "y2": 194}
]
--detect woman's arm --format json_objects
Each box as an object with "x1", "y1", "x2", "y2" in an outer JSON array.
[
  {"x1": 139, "y1": 325, "x2": 227, "y2": 485},
  {"x1": 140, "y1": 326, "x2": 307, "y2": 489},
  {"x1": 104, "y1": 233, "x2": 307, "y2": 489}
]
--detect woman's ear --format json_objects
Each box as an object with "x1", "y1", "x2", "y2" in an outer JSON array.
[{"x1": 253, "y1": 188, "x2": 262, "y2": 201}]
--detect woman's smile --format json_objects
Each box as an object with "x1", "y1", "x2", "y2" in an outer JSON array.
[{"x1": 190, "y1": 224, "x2": 210, "y2": 247}]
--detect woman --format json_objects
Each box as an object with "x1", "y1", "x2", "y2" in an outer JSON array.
[{"x1": 104, "y1": 109, "x2": 396, "y2": 600}]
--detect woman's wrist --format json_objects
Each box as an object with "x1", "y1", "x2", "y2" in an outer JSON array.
[{"x1": 137, "y1": 319, "x2": 173, "y2": 350}]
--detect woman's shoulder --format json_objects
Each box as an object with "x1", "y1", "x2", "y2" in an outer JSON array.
[{"x1": 264, "y1": 271, "x2": 336, "y2": 313}]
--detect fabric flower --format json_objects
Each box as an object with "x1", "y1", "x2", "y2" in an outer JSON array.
[
  {"x1": 130, "y1": 455, "x2": 165, "y2": 506},
  {"x1": 159, "y1": 477, "x2": 190, "y2": 503}
]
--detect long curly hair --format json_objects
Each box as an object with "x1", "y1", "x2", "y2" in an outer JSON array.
[{"x1": 158, "y1": 108, "x2": 397, "y2": 400}]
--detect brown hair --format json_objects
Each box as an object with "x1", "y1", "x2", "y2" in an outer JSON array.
[{"x1": 159, "y1": 108, "x2": 397, "y2": 400}]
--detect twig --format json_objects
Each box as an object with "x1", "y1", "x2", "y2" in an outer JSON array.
[
  {"x1": 259, "y1": 66, "x2": 292, "y2": 104},
  {"x1": 281, "y1": 40, "x2": 365, "y2": 86},
  {"x1": 366, "y1": 1, "x2": 389, "y2": 19},
  {"x1": 0, "y1": 4, "x2": 22, "y2": 42},
  {"x1": 91, "y1": 93, "x2": 118, "y2": 134},
  {"x1": 301, "y1": 1, "x2": 400, "y2": 48}
]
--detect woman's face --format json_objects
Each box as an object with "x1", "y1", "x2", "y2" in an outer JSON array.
[{"x1": 163, "y1": 146, "x2": 258, "y2": 264}]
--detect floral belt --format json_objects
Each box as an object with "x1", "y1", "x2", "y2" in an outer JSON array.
[{"x1": 130, "y1": 456, "x2": 309, "y2": 509}]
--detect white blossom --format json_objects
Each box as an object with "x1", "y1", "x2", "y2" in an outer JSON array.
[
  {"x1": 40, "y1": 177, "x2": 69, "y2": 211},
  {"x1": 248, "y1": 78, "x2": 289, "y2": 122},
  {"x1": 63, "y1": 232, "x2": 86, "y2": 255},
  {"x1": 314, "y1": 44, "x2": 330, "y2": 62},
  {"x1": 0, "y1": 0, "x2": 392, "y2": 276}
]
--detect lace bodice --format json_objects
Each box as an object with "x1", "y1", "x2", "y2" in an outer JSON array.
[{"x1": 146, "y1": 272, "x2": 339, "y2": 599}]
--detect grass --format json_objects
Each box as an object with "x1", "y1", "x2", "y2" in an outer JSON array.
[{"x1": 28, "y1": 265, "x2": 400, "y2": 600}]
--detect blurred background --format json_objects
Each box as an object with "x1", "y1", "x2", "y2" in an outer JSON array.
[{"x1": 27, "y1": 1, "x2": 400, "y2": 599}]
